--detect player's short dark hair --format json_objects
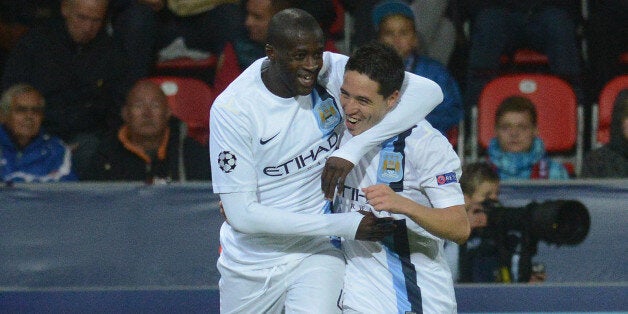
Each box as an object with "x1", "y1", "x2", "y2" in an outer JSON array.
[
  {"x1": 345, "y1": 42, "x2": 404, "y2": 98},
  {"x1": 266, "y1": 8, "x2": 323, "y2": 49}
]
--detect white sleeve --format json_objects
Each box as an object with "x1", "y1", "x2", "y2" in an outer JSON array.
[
  {"x1": 220, "y1": 191, "x2": 364, "y2": 240},
  {"x1": 332, "y1": 72, "x2": 443, "y2": 164},
  {"x1": 210, "y1": 97, "x2": 258, "y2": 193},
  {"x1": 412, "y1": 124, "x2": 465, "y2": 208}
]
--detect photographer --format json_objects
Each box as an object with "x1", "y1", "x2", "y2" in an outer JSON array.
[
  {"x1": 449, "y1": 162, "x2": 547, "y2": 283},
  {"x1": 450, "y1": 161, "x2": 590, "y2": 283}
]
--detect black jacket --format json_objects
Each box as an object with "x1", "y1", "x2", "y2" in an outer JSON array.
[
  {"x1": 83, "y1": 119, "x2": 211, "y2": 182},
  {"x1": 1, "y1": 17, "x2": 131, "y2": 141},
  {"x1": 581, "y1": 89, "x2": 628, "y2": 178}
]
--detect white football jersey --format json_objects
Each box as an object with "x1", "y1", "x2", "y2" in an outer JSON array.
[
  {"x1": 335, "y1": 121, "x2": 464, "y2": 313},
  {"x1": 210, "y1": 53, "x2": 348, "y2": 267}
]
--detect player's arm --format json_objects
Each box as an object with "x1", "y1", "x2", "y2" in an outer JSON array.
[
  {"x1": 362, "y1": 129, "x2": 470, "y2": 244},
  {"x1": 333, "y1": 71, "x2": 443, "y2": 164},
  {"x1": 210, "y1": 94, "x2": 393, "y2": 241},
  {"x1": 362, "y1": 184, "x2": 470, "y2": 244},
  {"x1": 220, "y1": 192, "x2": 394, "y2": 240}
]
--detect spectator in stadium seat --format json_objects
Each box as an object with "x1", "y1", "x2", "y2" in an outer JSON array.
[
  {"x1": 82, "y1": 80, "x2": 210, "y2": 182},
  {"x1": 109, "y1": 0, "x2": 243, "y2": 83},
  {"x1": 0, "y1": 84, "x2": 77, "y2": 183},
  {"x1": 1, "y1": 0, "x2": 132, "y2": 179},
  {"x1": 581, "y1": 89, "x2": 628, "y2": 178},
  {"x1": 372, "y1": 0, "x2": 463, "y2": 135},
  {"x1": 487, "y1": 96, "x2": 570, "y2": 180},
  {"x1": 462, "y1": 0, "x2": 584, "y2": 118},
  {"x1": 341, "y1": 0, "x2": 456, "y2": 66}
]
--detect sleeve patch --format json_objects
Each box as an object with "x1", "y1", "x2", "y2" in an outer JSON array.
[{"x1": 436, "y1": 172, "x2": 457, "y2": 185}]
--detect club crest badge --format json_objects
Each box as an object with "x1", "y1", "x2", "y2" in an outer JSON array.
[
  {"x1": 314, "y1": 98, "x2": 341, "y2": 134},
  {"x1": 377, "y1": 151, "x2": 403, "y2": 183}
]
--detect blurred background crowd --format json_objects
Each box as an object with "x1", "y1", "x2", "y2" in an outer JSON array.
[{"x1": 1, "y1": 0, "x2": 626, "y2": 184}]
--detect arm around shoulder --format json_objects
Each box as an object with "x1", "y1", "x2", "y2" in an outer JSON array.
[{"x1": 332, "y1": 73, "x2": 443, "y2": 164}]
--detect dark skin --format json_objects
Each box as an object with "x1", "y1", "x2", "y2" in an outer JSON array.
[
  {"x1": 262, "y1": 28, "x2": 365, "y2": 200},
  {"x1": 254, "y1": 25, "x2": 395, "y2": 241},
  {"x1": 219, "y1": 202, "x2": 395, "y2": 241}
]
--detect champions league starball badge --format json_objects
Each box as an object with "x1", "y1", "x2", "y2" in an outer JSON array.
[{"x1": 218, "y1": 151, "x2": 237, "y2": 173}]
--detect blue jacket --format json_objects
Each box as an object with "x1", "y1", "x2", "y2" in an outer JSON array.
[
  {"x1": 487, "y1": 137, "x2": 570, "y2": 180},
  {"x1": 0, "y1": 126, "x2": 77, "y2": 183},
  {"x1": 406, "y1": 54, "x2": 463, "y2": 135}
]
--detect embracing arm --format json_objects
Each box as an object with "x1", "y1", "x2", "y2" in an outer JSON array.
[
  {"x1": 220, "y1": 192, "x2": 396, "y2": 241},
  {"x1": 332, "y1": 72, "x2": 443, "y2": 164}
]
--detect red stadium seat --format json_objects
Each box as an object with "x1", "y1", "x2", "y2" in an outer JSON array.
[
  {"x1": 148, "y1": 76, "x2": 215, "y2": 145},
  {"x1": 592, "y1": 75, "x2": 628, "y2": 147},
  {"x1": 500, "y1": 49, "x2": 549, "y2": 66},
  {"x1": 155, "y1": 55, "x2": 218, "y2": 71},
  {"x1": 620, "y1": 52, "x2": 628, "y2": 65},
  {"x1": 446, "y1": 121, "x2": 465, "y2": 161},
  {"x1": 471, "y1": 73, "x2": 583, "y2": 172}
]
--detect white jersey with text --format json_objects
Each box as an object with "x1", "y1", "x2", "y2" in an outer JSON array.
[
  {"x1": 335, "y1": 120, "x2": 464, "y2": 313},
  {"x1": 210, "y1": 53, "x2": 348, "y2": 268}
]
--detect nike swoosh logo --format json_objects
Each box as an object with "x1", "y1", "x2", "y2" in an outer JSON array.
[{"x1": 259, "y1": 133, "x2": 280, "y2": 145}]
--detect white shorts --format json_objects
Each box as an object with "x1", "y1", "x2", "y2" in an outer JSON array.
[{"x1": 218, "y1": 249, "x2": 345, "y2": 314}]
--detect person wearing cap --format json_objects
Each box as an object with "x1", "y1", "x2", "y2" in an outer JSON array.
[{"x1": 372, "y1": 0, "x2": 463, "y2": 137}]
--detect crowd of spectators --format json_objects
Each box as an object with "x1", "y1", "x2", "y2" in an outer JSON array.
[{"x1": 0, "y1": 0, "x2": 626, "y2": 184}]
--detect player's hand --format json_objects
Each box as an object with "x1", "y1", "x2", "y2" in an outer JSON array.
[
  {"x1": 321, "y1": 157, "x2": 354, "y2": 200},
  {"x1": 355, "y1": 210, "x2": 396, "y2": 241},
  {"x1": 362, "y1": 184, "x2": 410, "y2": 215},
  {"x1": 467, "y1": 202, "x2": 488, "y2": 230}
]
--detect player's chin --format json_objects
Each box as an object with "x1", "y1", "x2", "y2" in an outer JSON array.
[{"x1": 295, "y1": 85, "x2": 315, "y2": 96}]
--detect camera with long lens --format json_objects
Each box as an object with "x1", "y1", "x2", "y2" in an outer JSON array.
[{"x1": 478, "y1": 199, "x2": 591, "y2": 282}]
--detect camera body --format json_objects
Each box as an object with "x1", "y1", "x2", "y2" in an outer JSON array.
[{"x1": 477, "y1": 199, "x2": 590, "y2": 282}]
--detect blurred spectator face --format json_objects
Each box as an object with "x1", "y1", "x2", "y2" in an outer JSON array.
[
  {"x1": 4, "y1": 90, "x2": 45, "y2": 147},
  {"x1": 123, "y1": 81, "x2": 171, "y2": 140},
  {"x1": 377, "y1": 15, "x2": 418, "y2": 59},
  {"x1": 495, "y1": 111, "x2": 538, "y2": 153},
  {"x1": 464, "y1": 180, "x2": 499, "y2": 229},
  {"x1": 245, "y1": 0, "x2": 274, "y2": 44},
  {"x1": 61, "y1": 0, "x2": 108, "y2": 45}
]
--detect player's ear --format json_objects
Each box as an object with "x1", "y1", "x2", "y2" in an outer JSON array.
[{"x1": 385, "y1": 90, "x2": 400, "y2": 111}]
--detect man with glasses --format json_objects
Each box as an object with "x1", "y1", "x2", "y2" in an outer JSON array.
[{"x1": 0, "y1": 84, "x2": 77, "y2": 183}]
